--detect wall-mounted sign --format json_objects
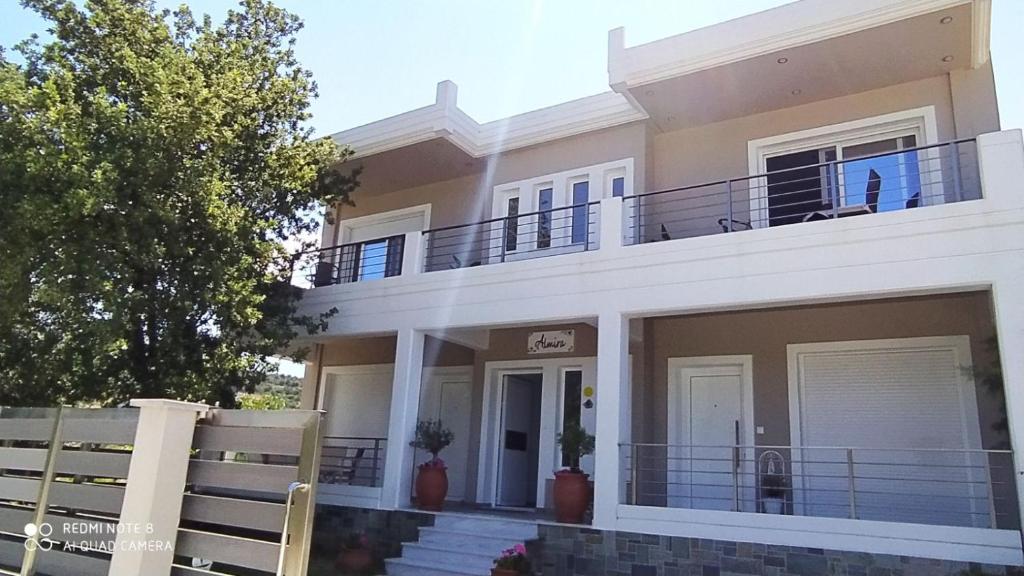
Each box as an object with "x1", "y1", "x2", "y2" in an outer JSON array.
[{"x1": 526, "y1": 330, "x2": 575, "y2": 355}]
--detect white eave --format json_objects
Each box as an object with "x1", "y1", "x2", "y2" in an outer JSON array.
[
  {"x1": 607, "y1": 0, "x2": 991, "y2": 90},
  {"x1": 330, "y1": 80, "x2": 647, "y2": 160}
]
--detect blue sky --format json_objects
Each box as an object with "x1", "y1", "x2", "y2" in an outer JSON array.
[{"x1": 3, "y1": 0, "x2": 1021, "y2": 377}]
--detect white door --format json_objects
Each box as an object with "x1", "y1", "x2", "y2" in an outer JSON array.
[
  {"x1": 497, "y1": 373, "x2": 542, "y2": 507},
  {"x1": 418, "y1": 368, "x2": 473, "y2": 501},
  {"x1": 319, "y1": 365, "x2": 394, "y2": 487},
  {"x1": 789, "y1": 337, "x2": 986, "y2": 527},
  {"x1": 668, "y1": 358, "x2": 753, "y2": 511}
]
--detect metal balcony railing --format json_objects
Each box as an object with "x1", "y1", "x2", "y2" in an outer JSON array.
[
  {"x1": 422, "y1": 201, "x2": 600, "y2": 272},
  {"x1": 622, "y1": 442, "x2": 1015, "y2": 530},
  {"x1": 296, "y1": 235, "x2": 405, "y2": 288},
  {"x1": 319, "y1": 436, "x2": 387, "y2": 488},
  {"x1": 624, "y1": 139, "x2": 979, "y2": 244}
]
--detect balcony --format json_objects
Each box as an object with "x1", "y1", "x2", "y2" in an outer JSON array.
[{"x1": 297, "y1": 137, "x2": 980, "y2": 288}]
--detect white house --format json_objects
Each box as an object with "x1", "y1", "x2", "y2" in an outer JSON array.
[{"x1": 295, "y1": 1, "x2": 1024, "y2": 573}]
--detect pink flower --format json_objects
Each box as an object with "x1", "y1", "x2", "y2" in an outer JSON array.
[{"x1": 513, "y1": 544, "x2": 527, "y2": 555}]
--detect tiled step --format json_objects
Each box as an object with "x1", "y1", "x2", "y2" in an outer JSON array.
[
  {"x1": 431, "y1": 514, "x2": 539, "y2": 540},
  {"x1": 386, "y1": 514, "x2": 539, "y2": 576},
  {"x1": 416, "y1": 526, "x2": 525, "y2": 555},
  {"x1": 384, "y1": 557, "x2": 483, "y2": 576},
  {"x1": 400, "y1": 542, "x2": 495, "y2": 572}
]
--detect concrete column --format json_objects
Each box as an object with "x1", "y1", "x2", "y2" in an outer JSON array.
[
  {"x1": 380, "y1": 329, "x2": 426, "y2": 509},
  {"x1": 402, "y1": 231, "x2": 424, "y2": 276},
  {"x1": 593, "y1": 311, "x2": 630, "y2": 529},
  {"x1": 109, "y1": 399, "x2": 209, "y2": 576},
  {"x1": 992, "y1": 274, "x2": 1024, "y2": 528},
  {"x1": 599, "y1": 197, "x2": 625, "y2": 251}
]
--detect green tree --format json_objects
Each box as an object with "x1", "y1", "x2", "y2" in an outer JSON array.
[{"x1": 0, "y1": 0, "x2": 355, "y2": 407}]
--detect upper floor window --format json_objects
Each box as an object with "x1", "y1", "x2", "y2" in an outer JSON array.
[
  {"x1": 571, "y1": 180, "x2": 589, "y2": 244},
  {"x1": 537, "y1": 188, "x2": 553, "y2": 249}
]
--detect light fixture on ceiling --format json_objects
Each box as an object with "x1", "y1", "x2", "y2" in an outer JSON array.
[
  {"x1": 942, "y1": 55, "x2": 955, "y2": 62},
  {"x1": 645, "y1": 89, "x2": 655, "y2": 97},
  {"x1": 777, "y1": 57, "x2": 788, "y2": 64},
  {"x1": 940, "y1": 16, "x2": 953, "y2": 24},
  {"x1": 791, "y1": 89, "x2": 802, "y2": 96}
]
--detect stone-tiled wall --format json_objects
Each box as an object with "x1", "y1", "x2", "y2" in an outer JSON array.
[
  {"x1": 534, "y1": 525, "x2": 1021, "y2": 576},
  {"x1": 309, "y1": 505, "x2": 433, "y2": 575}
]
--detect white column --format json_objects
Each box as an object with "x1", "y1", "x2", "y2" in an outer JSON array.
[
  {"x1": 402, "y1": 231, "x2": 424, "y2": 276},
  {"x1": 380, "y1": 328, "x2": 426, "y2": 509},
  {"x1": 992, "y1": 276, "x2": 1024, "y2": 528},
  {"x1": 598, "y1": 197, "x2": 625, "y2": 252},
  {"x1": 592, "y1": 311, "x2": 630, "y2": 528},
  {"x1": 109, "y1": 399, "x2": 209, "y2": 576}
]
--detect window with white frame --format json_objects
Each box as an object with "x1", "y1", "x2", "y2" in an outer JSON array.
[
  {"x1": 747, "y1": 107, "x2": 939, "y2": 228},
  {"x1": 490, "y1": 158, "x2": 634, "y2": 256}
]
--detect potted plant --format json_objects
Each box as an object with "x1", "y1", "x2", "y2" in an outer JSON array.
[
  {"x1": 335, "y1": 532, "x2": 373, "y2": 574},
  {"x1": 761, "y1": 473, "x2": 787, "y2": 514},
  {"x1": 553, "y1": 422, "x2": 595, "y2": 523},
  {"x1": 492, "y1": 543, "x2": 531, "y2": 576},
  {"x1": 409, "y1": 419, "x2": 454, "y2": 511}
]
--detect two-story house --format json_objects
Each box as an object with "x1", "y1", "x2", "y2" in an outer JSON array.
[{"x1": 295, "y1": 1, "x2": 1024, "y2": 574}]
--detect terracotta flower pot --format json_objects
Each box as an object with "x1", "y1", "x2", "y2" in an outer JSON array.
[
  {"x1": 553, "y1": 469, "x2": 591, "y2": 523},
  {"x1": 415, "y1": 466, "x2": 448, "y2": 511},
  {"x1": 491, "y1": 568, "x2": 519, "y2": 576},
  {"x1": 336, "y1": 547, "x2": 373, "y2": 574}
]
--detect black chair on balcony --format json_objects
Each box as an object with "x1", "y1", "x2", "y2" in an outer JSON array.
[
  {"x1": 802, "y1": 168, "x2": 882, "y2": 222},
  {"x1": 310, "y1": 260, "x2": 338, "y2": 287}
]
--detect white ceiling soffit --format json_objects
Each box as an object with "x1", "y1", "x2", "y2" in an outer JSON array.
[
  {"x1": 607, "y1": 0, "x2": 991, "y2": 90},
  {"x1": 330, "y1": 80, "x2": 648, "y2": 161}
]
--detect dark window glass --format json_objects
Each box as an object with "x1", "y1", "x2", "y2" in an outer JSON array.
[
  {"x1": 505, "y1": 197, "x2": 519, "y2": 252},
  {"x1": 612, "y1": 176, "x2": 625, "y2": 198},
  {"x1": 538, "y1": 188, "x2": 552, "y2": 248},
  {"x1": 571, "y1": 181, "x2": 589, "y2": 244},
  {"x1": 561, "y1": 370, "x2": 582, "y2": 467}
]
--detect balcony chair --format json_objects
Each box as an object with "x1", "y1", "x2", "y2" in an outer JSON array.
[{"x1": 802, "y1": 168, "x2": 882, "y2": 222}]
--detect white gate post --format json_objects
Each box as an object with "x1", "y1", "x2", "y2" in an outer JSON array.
[{"x1": 108, "y1": 399, "x2": 209, "y2": 576}]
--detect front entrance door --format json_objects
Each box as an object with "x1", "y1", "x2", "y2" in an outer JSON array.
[
  {"x1": 496, "y1": 373, "x2": 543, "y2": 507},
  {"x1": 668, "y1": 357, "x2": 753, "y2": 511}
]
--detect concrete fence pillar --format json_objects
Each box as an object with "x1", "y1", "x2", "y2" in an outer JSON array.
[{"x1": 108, "y1": 399, "x2": 209, "y2": 576}]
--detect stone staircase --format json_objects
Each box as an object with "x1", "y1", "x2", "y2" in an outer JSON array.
[{"x1": 384, "y1": 514, "x2": 539, "y2": 576}]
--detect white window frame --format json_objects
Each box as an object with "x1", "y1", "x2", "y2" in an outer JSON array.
[
  {"x1": 746, "y1": 107, "x2": 940, "y2": 229},
  {"x1": 336, "y1": 203, "x2": 431, "y2": 245},
  {"x1": 488, "y1": 158, "x2": 634, "y2": 261}
]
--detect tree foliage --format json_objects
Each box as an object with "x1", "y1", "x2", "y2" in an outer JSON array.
[{"x1": 0, "y1": 0, "x2": 355, "y2": 407}]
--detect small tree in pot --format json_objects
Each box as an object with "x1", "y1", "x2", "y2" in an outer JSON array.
[
  {"x1": 554, "y1": 422, "x2": 595, "y2": 523},
  {"x1": 409, "y1": 419, "x2": 454, "y2": 511}
]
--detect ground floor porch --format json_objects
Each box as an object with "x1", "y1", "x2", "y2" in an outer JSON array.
[{"x1": 301, "y1": 290, "x2": 1024, "y2": 566}]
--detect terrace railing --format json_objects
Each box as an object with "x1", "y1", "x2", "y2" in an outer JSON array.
[
  {"x1": 623, "y1": 139, "x2": 979, "y2": 244},
  {"x1": 297, "y1": 234, "x2": 406, "y2": 288},
  {"x1": 422, "y1": 201, "x2": 600, "y2": 272},
  {"x1": 318, "y1": 436, "x2": 386, "y2": 488},
  {"x1": 622, "y1": 442, "x2": 1015, "y2": 530}
]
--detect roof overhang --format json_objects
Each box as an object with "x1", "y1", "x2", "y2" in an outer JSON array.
[
  {"x1": 608, "y1": 0, "x2": 991, "y2": 131},
  {"x1": 330, "y1": 80, "x2": 647, "y2": 162}
]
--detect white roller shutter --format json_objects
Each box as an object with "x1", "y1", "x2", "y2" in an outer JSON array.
[{"x1": 789, "y1": 337, "x2": 988, "y2": 527}]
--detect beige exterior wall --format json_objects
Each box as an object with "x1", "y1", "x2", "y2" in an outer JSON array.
[
  {"x1": 950, "y1": 59, "x2": 1001, "y2": 139},
  {"x1": 650, "y1": 75, "x2": 957, "y2": 192},
  {"x1": 640, "y1": 292, "x2": 1002, "y2": 448}
]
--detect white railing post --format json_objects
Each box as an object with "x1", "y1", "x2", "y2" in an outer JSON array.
[
  {"x1": 593, "y1": 311, "x2": 630, "y2": 529},
  {"x1": 380, "y1": 329, "x2": 426, "y2": 509},
  {"x1": 109, "y1": 399, "x2": 209, "y2": 576},
  {"x1": 599, "y1": 197, "x2": 625, "y2": 252},
  {"x1": 402, "y1": 231, "x2": 424, "y2": 276}
]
